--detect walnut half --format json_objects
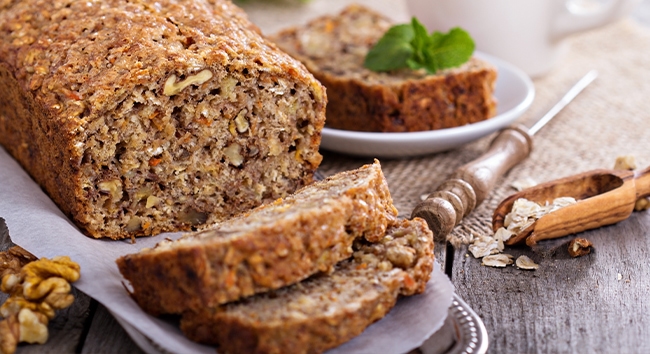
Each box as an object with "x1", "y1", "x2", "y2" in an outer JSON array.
[{"x1": 0, "y1": 249, "x2": 80, "y2": 354}]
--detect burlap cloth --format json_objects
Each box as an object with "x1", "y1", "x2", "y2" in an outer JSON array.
[{"x1": 316, "y1": 19, "x2": 650, "y2": 246}]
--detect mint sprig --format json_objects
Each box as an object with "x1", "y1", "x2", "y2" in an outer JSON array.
[{"x1": 364, "y1": 18, "x2": 475, "y2": 74}]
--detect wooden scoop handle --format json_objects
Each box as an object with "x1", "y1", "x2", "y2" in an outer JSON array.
[{"x1": 412, "y1": 125, "x2": 533, "y2": 238}]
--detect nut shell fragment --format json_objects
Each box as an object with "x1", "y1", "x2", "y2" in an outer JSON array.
[{"x1": 568, "y1": 238, "x2": 593, "y2": 257}]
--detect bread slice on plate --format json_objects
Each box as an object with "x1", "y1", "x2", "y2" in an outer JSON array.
[
  {"x1": 271, "y1": 4, "x2": 497, "y2": 133},
  {"x1": 0, "y1": 0, "x2": 325, "y2": 239},
  {"x1": 117, "y1": 161, "x2": 398, "y2": 315},
  {"x1": 180, "y1": 218, "x2": 434, "y2": 354}
]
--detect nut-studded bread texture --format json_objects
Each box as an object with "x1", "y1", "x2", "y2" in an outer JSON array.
[
  {"x1": 0, "y1": 0, "x2": 326, "y2": 239},
  {"x1": 271, "y1": 4, "x2": 497, "y2": 133},
  {"x1": 180, "y1": 218, "x2": 434, "y2": 354},
  {"x1": 117, "y1": 161, "x2": 398, "y2": 315}
]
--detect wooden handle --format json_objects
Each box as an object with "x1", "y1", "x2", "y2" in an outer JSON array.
[
  {"x1": 451, "y1": 125, "x2": 533, "y2": 205},
  {"x1": 412, "y1": 125, "x2": 533, "y2": 238},
  {"x1": 411, "y1": 195, "x2": 457, "y2": 241}
]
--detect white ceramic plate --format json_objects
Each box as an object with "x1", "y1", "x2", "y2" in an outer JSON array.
[{"x1": 319, "y1": 52, "x2": 535, "y2": 158}]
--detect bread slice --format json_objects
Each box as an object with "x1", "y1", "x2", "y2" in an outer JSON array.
[
  {"x1": 0, "y1": 0, "x2": 326, "y2": 239},
  {"x1": 117, "y1": 161, "x2": 398, "y2": 315},
  {"x1": 271, "y1": 4, "x2": 497, "y2": 133},
  {"x1": 179, "y1": 218, "x2": 434, "y2": 354}
]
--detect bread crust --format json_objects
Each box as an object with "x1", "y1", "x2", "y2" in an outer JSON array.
[
  {"x1": 271, "y1": 4, "x2": 497, "y2": 133},
  {"x1": 0, "y1": 0, "x2": 326, "y2": 239},
  {"x1": 117, "y1": 161, "x2": 398, "y2": 315},
  {"x1": 179, "y1": 218, "x2": 435, "y2": 354}
]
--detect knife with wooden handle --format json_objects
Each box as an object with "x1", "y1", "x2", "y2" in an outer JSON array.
[{"x1": 411, "y1": 70, "x2": 598, "y2": 240}]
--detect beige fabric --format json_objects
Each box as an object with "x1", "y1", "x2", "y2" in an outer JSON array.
[{"x1": 319, "y1": 19, "x2": 650, "y2": 245}]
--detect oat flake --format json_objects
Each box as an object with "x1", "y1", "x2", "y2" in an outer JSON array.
[
  {"x1": 515, "y1": 255, "x2": 539, "y2": 270},
  {"x1": 481, "y1": 254, "x2": 514, "y2": 267}
]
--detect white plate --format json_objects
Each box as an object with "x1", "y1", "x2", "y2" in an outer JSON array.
[{"x1": 319, "y1": 52, "x2": 535, "y2": 158}]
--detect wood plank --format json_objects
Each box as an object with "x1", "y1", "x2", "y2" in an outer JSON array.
[
  {"x1": 81, "y1": 302, "x2": 144, "y2": 354},
  {"x1": 451, "y1": 210, "x2": 650, "y2": 353}
]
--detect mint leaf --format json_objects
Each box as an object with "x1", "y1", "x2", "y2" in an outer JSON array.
[
  {"x1": 364, "y1": 24, "x2": 414, "y2": 72},
  {"x1": 364, "y1": 19, "x2": 475, "y2": 75},
  {"x1": 426, "y1": 28, "x2": 475, "y2": 72},
  {"x1": 408, "y1": 18, "x2": 430, "y2": 66}
]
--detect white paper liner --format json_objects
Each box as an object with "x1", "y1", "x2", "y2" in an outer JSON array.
[{"x1": 0, "y1": 147, "x2": 454, "y2": 354}]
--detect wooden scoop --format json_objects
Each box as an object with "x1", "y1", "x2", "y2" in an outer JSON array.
[
  {"x1": 412, "y1": 71, "x2": 598, "y2": 240},
  {"x1": 492, "y1": 165, "x2": 650, "y2": 246}
]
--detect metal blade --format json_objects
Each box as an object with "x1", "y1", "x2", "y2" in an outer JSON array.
[{"x1": 527, "y1": 70, "x2": 598, "y2": 136}]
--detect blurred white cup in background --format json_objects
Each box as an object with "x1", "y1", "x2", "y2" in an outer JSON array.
[{"x1": 405, "y1": 0, "x2": 640, "y2": 77}]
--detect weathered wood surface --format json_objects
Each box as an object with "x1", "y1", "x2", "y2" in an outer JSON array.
[
  {"x1": 452, "y1": 209, "x2": 650, "y2": 353},
  {"x1": 81, "y1": 301, "x2": 143, "y2": 354}
]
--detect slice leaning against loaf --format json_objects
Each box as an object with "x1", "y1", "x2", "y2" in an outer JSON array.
[
  {"x1": 117, "y1": 160, "x2": 398, "y2": 315},
  {"x1": 0, "y1": 0, "x2": 326, "y2": 239},
  {"x1": 271, "y1": 4, "x2": 497, "y2": 133},
  {"x1": 179, "y1": 218, "x2": 434, "y2": 354}
]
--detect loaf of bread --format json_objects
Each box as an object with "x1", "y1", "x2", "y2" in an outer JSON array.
[
  {"x1": 180, "y1": 218, "x2": 434, "y2": 354},
  {"x1": 0, "y1": 0, "x2": 326, "y2": 239},
  {"x1": 271, "y1": 4, "x2": 497, "y2": 133},
  {"x1": 117, "y1": 161, "x2": 398, "y2": 315}
]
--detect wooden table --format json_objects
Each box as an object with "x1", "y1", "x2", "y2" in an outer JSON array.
[{"x1": 2, "y1": 3, "x2": 650, "y2": 354}]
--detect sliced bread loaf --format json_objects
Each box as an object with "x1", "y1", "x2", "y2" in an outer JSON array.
[
  {"x1": 116, "y1": 161, "x2": 398, "y2": 315},
  {"x1": 180, "y1": 218, "x2": 434, "y2": 354},
  {"x1": 271, "y1": 4, "x2": 497, "y2": 133},
  {"x1": 0, "y1": 0, "x2": 325, "y2": 239}
]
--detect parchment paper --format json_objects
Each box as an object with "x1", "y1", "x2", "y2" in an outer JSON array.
[{"x1": 0, "y1": 146, "x2": 454, "y2": 354}]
